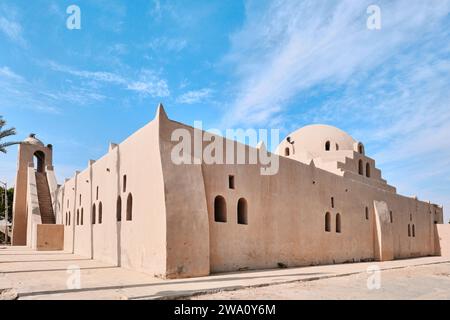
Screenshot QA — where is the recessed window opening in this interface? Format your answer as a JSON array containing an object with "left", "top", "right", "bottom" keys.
[
  {"left": 98, "top": 202, "right": 103, "bottom": 224},
  {"left": 237, "top": 198, "right": 248, "bottom": 225},
  {"left": 325, "top": 212, "right": 331, "bottom": 232},
  {"left": 358, "top": 143, "right": 365, "bottom": 154},
  {"left": 214, "top": 196, "right": 227, "bottom": 223},
  {"left": 126, "top": 193, "right": 133, "bottom": 221},
  {"left": 117, "top": 196, "right": 122, "bottom": 222},
  {"left": 229, "top": 175, "right": 235, "bottom": 189},
  {"left": 336, "top": 213, "right": 341, "bottom": 233},
  {"left": 92, "top": 204, "right": 96, "bottom": 225}
]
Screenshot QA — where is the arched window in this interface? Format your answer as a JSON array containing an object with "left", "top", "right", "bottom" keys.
[
  {"left": 68, "top": 212, "right": 71, "bottom": 226},
  {"left": 214, "top": 196, "right": 227, "bottom": 223},
  {"left": 408, "top": 224, "right": 411, "bottom": 237},
  {"left": 358, "top": 143, "right": 365, "bottom": 154},
  {"left": 366, "top": 163, "right": 371, "bottom": 178},
  {"left": 358, "top": 159, "right": 364, "bottom": 175},
  {"left": 126, "top": 193, "right": 133, "bottom": 221},
  {"left": 33, "top": 151, "right": 45, "bottom": 173},
  {"left": 285, "top": 147, "right": 290, "bottom": 156},
  {"left": 412, "top": 225, "right": 415, "bottom": 237},
  {"left": 335, "top": 143, "right": 339, "bottom": 151},
  {"left": 336, "top": 213, "right": 341, "bottom": 233},
  {"left": 92, "top": 204, "right": 96, "bottom": 225},
  {"left": 325, "top": 212, "right": 331, "bottom": 232},
  {"left": 98, "top": 202, "right": 103, "bottom": 224},
  {"left": 76, "top": 209, "right": 79, "bottom": 225},
  {"left": 96, "top": 186, "right": 99, "bottom": 200},
  {"left": 123, "top": 175, "right": 127, "bottom": 193},
  {"left": 325, "top": 141, "right": 331, "bottom": 151},
  {"left": 117, "top": 196, "right": 122, "bottom": 222},
  {"left": 390, "top": 211, "right": 393, "bottom": 223},
  {"left": 365, "top": 207, "right": 369, "bottom": 220},
  {"left": 81, "top": 208, "right": 84, "bottom": 225},
  {"left": 237, "top": 198, "right": 248, "bottom": 225},
  {"left": 331, "top": 197, "right": 335, "bottom": 208}
]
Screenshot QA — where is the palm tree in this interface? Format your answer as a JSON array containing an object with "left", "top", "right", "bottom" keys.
[{"left": 0, "top": 116, "right": 19, "bottom": 153}]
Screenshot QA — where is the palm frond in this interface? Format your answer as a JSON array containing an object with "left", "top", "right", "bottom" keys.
[
  {"left": 0, "top": 127, "right": 16, "bottom": 139},
  {"left": 0, "top": 116, "right": 18, "bottom": 154},
  {"left": 0, "top": 141, "right": 20, "bottom": 149}
]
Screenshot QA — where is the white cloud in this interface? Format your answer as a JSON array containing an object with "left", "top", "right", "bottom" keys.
[
  {"left": 176, "top": 88, "right": 213, "bottom": 104},
  {"left": 0, "top": 16, "right": 26, "bottom": 47},
  {"left": 48, "top": 62, "right": 126, "bottom": 85},
  {"left": 222, "top": 0, "right": 450, "bottom": 127},
  {"left": 146, "top": 37, "right": 188, "bottom": 52},
  {"left": 0, "top": 66, "right": 23, "bottom": 81},
  {"left": 126, "top": 70, "right": 170, "bottom": 98},
  {"left": 127, "top": 80, "right": 170, "bottom": 98},
  {"left": 48, "top": 62, "right": 170, "bottom": 98}
]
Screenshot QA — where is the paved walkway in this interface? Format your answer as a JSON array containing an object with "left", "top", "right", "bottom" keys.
[{"left": 0, "top": 246, "right": 449, "bottom": 300}]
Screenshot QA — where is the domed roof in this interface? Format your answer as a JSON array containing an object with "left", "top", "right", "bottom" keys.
[
  {"left": 23, "top": 134, "right": 44, "bottom": 147},
  {"left": 279, "top": 124, "right": 357, "bottom": 158}
]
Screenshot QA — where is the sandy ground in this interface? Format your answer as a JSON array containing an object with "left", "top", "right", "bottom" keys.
[
  {"left": 191, "top": 262, "right": 450, "bottom": 300},
  {"left": 1, "top": 246, "right": 449, "bottom": 300}
]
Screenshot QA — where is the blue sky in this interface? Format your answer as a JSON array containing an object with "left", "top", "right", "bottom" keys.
[{"left": 0, "top": 0, "right": 449, "bottom": 221}]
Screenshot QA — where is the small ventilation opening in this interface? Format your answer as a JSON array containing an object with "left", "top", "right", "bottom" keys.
[
  {"left": 285, "top": 147, "right": 290, "bottom": 156},
  {"left": 229, "top": 175, "right": 235, "bottom": 189}
]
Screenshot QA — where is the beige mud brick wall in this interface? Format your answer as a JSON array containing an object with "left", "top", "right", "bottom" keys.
[{"left": 36, "top": 224, "right": 64, "bottom": 251}]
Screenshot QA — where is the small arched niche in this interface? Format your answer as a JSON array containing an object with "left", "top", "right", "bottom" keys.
[
  {"left": 336, "top": 213, "right": 342, "bottom": 233},
  {"left": 366, "top": 163, "right": 371, "bottom": 178},
  {"left": 325, "top": 212, "right": 331, "bottom": 232},
  {"left": 358, "top": 143, "right": 365, "bottom": 155},
  {"left": 237, "top": 198, "right": 248, "bottom": 225},
  {"left": 358, "top": 159, "right": 364, "bottom": 175},
  {"left": 214, "top": 196, "right": 227, "bottom": 223}
]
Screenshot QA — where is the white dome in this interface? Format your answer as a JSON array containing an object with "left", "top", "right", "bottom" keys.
[
  {"left": 278, "top": 124, "right": 357, "bottom": 158},
  {"left": 23, "top": 134, "right": 44, "bottom": 147}
]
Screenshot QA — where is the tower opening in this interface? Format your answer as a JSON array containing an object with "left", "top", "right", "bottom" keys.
[{"left": 33, "top": 151, "right": 45, "bottom": 173}]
